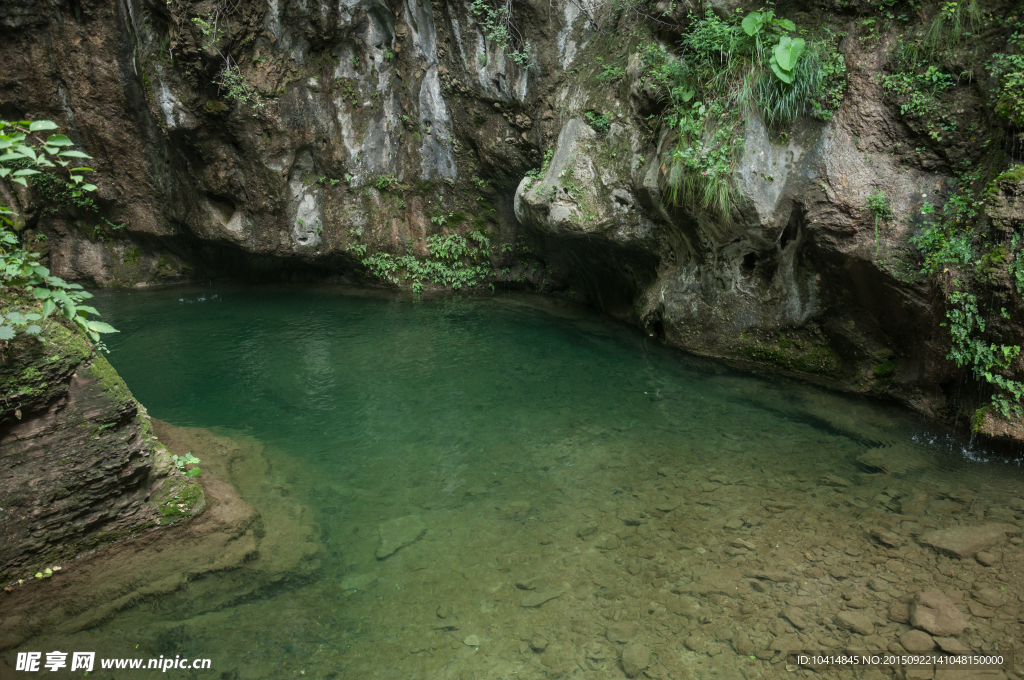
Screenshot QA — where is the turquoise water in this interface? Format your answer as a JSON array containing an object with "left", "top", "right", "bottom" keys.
[{"left": 15, "top": 286, "right": 1024, "bottom": 679}]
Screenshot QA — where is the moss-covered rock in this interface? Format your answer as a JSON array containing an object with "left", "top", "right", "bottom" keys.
[{"left": 0, "top": 296, "right": 196, "bottom": 583}]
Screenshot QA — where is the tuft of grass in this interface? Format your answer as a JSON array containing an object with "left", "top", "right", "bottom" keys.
[
  {"left": 642, "top": 10, "right": 845, "bottom": 219},
  {"left": 923, "top": 0, "right": 982, "bottom": 57}
]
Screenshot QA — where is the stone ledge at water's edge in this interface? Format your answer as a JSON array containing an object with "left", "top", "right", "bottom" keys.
[
  {"left": 3, "top": 0, "right": 1024, "bottom": 439},
  {"left": 0, "top": 421, "right": 321, "bottom": 657},
  {"left": 0, "top": 297, "right": 205, "bottom": 585}
]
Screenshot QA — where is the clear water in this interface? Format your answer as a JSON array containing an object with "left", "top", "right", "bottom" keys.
[{"left": 14, "top": 286, "right": 1024, "bottom": 679}]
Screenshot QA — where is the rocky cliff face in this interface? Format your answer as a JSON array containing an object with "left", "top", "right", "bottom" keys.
[
  {"left": 0, "top": 294, "right": 202, "bottom": 583},
  {"left": 2, "top": 0, "right": 1023, "bottom": 435}
]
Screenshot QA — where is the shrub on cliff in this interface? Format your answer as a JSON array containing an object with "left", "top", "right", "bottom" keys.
[
  {"left": 0, "top": 119, "right": 117, "bottom": 347},
  {"left": 642, "top": 9, "right": 846, "bottom": 218}
]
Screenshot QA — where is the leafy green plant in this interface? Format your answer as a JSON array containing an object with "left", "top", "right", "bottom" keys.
[
  {"left": 910, "top": 179, "right": 1024, "bottom": 418},
  {"left": 361, "top": 233, "right": 494, "bottom": 290},
  {"left": 595, "top": 57, "right": 626, "bottom": 83},
  {"left": 171, "top": 452, "right": 203, "bottom": 477},
  {"left": 470, "top": 0, "right": 531, "bottom": 68},
  {"left": 584, "top": 111, "right": 611, "bottom": 134},
  {"left": 641, "top": 9, "right": 846, "bottom": 218},
  {"left": 373, "top": 174, "right": 399, "bottom": 191},
  {"left": 214, "top": 64, "right": 269, "bottom": 116},
  {"left": 988, "top": 23, "right": 1024, "bottom": 126},
  {"left": 1, "top": 119, "right": 117, "bottom": 349},
  {"left": 1, "top": 119, "right": 97, "bottom": 231}
]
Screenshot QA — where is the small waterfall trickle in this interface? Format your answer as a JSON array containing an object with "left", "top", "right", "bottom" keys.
[{"left": 1003, "top": 126, "right": 1024, "bottom": 165}]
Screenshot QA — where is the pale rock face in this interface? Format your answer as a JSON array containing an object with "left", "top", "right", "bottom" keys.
[{"left": 418, "top": 67, "right": 457, "bottom": 181}]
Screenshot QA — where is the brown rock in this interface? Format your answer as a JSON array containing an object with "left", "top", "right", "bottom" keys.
[
  {"left": 606, "top": 621, "right": 638, "bottom": 643},
  {"left": 917, "top": 524, "right": 1019, "bottom": 558},
  {"left": 783, "top": 607, "right": 810, "bottom": 629},
  {"left": 684, "top": 636, "right": 706, "bottom": 653},
  {"left": 621, "top": 643, "right": 650, "bottom": 677},
  {"left": 732, "top": 632, "right": 753, "bottom": 655},
  {"left": 521, "top": 588, "right": 564, "bottom": 607},
  {"left": 870, "top": 527, "right": 904, "bottom": 548},
  {"left": 836, "top": 610, "right": 875, "bottom": 635},
  {"left": 975, "top": 551, "right": 998, "bottom": 566},
  {"left": 934, "top": 637, "right": 970, "bottom": 654},
  {"left": 889, "top": 603, "right": 910, "bottom": 623},
  {"left": 967, "top": 601, "right": 995, "bottom": 618},
  {"left": 910, "top": 591, "right": 967, "bottom": 636},
  {"left": 868, "top": 578, "right": 888, "bottom": 592},
  {"left": 900, "top": 629, "right": 937, "bottom": 652},
  {"left": 972, "top": 587, "right": 1005, "bottom": 608}
]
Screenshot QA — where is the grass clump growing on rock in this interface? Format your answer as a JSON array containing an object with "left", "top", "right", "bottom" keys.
[{"left": 641, "top": 9, "right": 846, "bottom": 218}]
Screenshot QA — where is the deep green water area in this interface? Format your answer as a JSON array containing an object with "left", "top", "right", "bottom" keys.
[{"left": 19, "top": 286, "right": 1024, "bottom": 679}]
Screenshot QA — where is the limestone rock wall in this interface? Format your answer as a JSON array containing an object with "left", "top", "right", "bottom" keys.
[{"left": 2, "top": 0, "right": 1023, "bottom": 434}]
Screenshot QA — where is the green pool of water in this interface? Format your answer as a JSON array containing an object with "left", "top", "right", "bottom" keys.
[{"left": 19, "top": 286, "right": 1024, "bottom": 679}]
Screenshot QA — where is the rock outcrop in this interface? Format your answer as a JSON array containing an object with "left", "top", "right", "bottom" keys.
[
  {"left": 2, "top": 0, "right": 1023, "bottom": 436},
  {"left": 0, "top": 295, "right": 198, "bottom": 582}
]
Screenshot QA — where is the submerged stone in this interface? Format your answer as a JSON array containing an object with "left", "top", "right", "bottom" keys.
[
  {"left": 917, "top": 524, "right": 1019, "bottom": 558},
  {"left": 910, "top": 591, "right": 966, "bottom": 636},
  {"left": 521, "top": 588, "right": 564, "bottom": 607},
  {"left": 376, "top": 515, "right": 427, "bottom": 559}
]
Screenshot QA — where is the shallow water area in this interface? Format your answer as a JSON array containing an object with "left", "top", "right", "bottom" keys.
[{"left": 15, "top": 285, "right": 1024, "bottom": 679}]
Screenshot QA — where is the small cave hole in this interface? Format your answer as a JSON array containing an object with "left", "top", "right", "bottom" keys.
[{"left": 741, "top": 252, "right": 758, "bottom": 272}]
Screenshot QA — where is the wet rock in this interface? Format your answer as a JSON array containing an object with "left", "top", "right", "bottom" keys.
[
  {"left": 684, "top": 636, "right": 706, "bottom": 652},
  {"left": 655, "top": 501, "right": 678, "bottom": 513},
  {"left": 743, "top": 569, "right": 793, "bottom": 582},
  {"left": 577, "top": 525, "right": 598, "bottom": 538},
  {"left": 516, "top": 576, "right": 549, "bottom": 590},
  {"left": 910, "top": 591, "right": 967, "bottom": 636},
  {"left": 621, "top": 643, "right": 650, "bottom": 677},
  {"left": 602, "top": 536, "right": 621, "bottom": 550},
  {"left": 975, "top": 551, "right": 998, "bottom": 566},
  {"left": 836, "top": 610, "right": 875, "bottom": 635},
  {"left": 724, "top": 518, "right": 745, "bottom": 530},
  {"left": 521, "top": 588, "right": 564, "bottom": 607},
  {"left": 667, "top": 596, "right": 700, "bottom": 616},
  {"left": 500, "top": 501, "right": 531, "bottom": 520},
  {"left": 607, "top": 621, "right": 638, "bottom": 643},
  {"left": 530, "top": 635, "right": 548, "bottom": 652},
  {"left": 463, "top": 635, "right": 480, "bottom": 646},
  {"left": 870, "top": 527, "right": 904, "bottom": 548},
  {"left": 973, "top": 587, "right": 1006, "bottom": 608},
  {"left": 917, "top": 524, "right": 1019, "bottom": 558},
  {"left": 732, "top": 632, "right": 754, "bottom": 655},
  {"left": 847, "top": 596, "right": 871, "bottom": 609},
  {"left": 821, "top": 475, "right": 852, "bottom": 487},
  {"left": 437, "top": 603, "right": 451, "bottom": 619},
  {"left": 900, "top": 630, "right": 937, "bottom": 652},
  {"left": 340, "top": 572, "right": 377, "bottom": 591},
  {"left": 889, "top": 603, "right": 911, "bottom": 623},
  {"left": 787, "top": 596, "right": 815, "bottom": 607},
  {"left": 731, "top": 538, "right": 756, "bottom": 550},
  {"left": 934, "top": 637, "right": 970, "bottom": 654},
  {"left": 376, "top": 515, "right": 427, "bottom": 559},
  {"left": 783, "top": 607, "right": 810, "bottom": 630},
  {"left": 868, "top": 578, "right": 888, "bottom": 592},
  {"left": 967, "top": 601, "right": 995, "bottom": 618}
]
